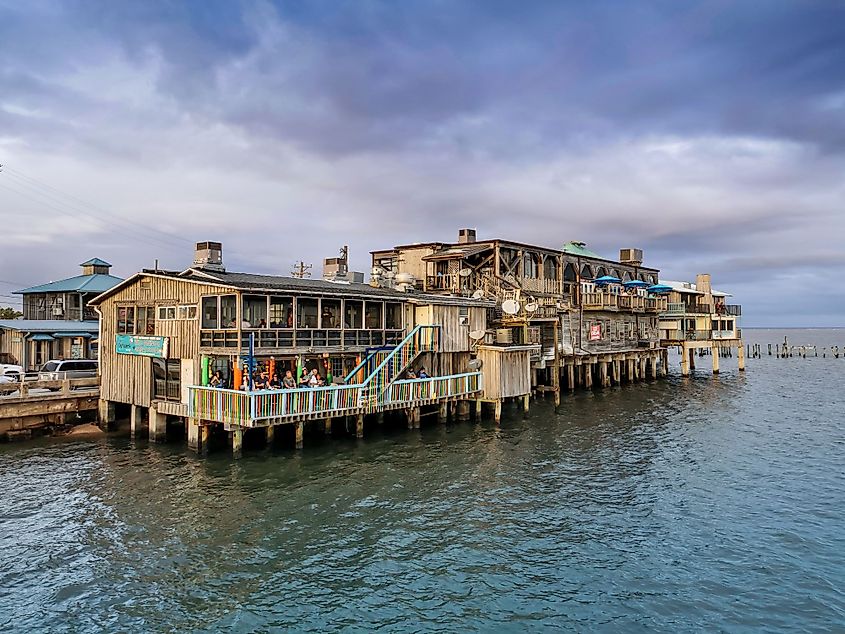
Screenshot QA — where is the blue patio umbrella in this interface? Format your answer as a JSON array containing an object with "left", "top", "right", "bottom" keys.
[
  {"left": 647, "top": 284, "right": 673, "bottom": 294},
  {"left": 594, "top": 275, "right": 622, "bottom": 284},
  {"left": 623, "top": 280, "right": 650, "bottom": 288}
]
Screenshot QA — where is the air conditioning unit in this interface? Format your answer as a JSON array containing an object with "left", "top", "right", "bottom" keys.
[{"left": 496, "top": 328, "right": 513, "bottom": 344}]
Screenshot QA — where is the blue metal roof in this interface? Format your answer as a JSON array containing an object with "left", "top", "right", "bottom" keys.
[
  {"left": 15, "top": 273, "right": 123, "bottom": 295},
  {"left": 80, "top": 258, "right": 111, "bottom": 267},
  {"left": 0, "top": 320, "right": 99, "bottom": 334}
]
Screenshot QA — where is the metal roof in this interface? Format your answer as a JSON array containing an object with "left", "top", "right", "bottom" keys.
[
  {"left": 16, "top": 273, "right": 123, "bottom": 295},
  {"left": 659, "top": 279, "right": 732, "bottom": 297},
  {"left": 561, "top": 241, "right": 604, "bottom": 259},
  {"left": 421, "top": 243, "right": 494, "bottom": 261},
  {"left": 91, "top": 269, "right": 492, "bottom": 307},
  {"left": 0, "top": 320, "right": 99, "bottom": 333},
  {"left": 80, "top": 258, "right": 112, "bottom": 267}
]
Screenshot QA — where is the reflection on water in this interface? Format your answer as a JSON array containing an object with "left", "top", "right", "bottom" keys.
[{"left": 1, "top": 329, "right": 843, "bottom": 631}]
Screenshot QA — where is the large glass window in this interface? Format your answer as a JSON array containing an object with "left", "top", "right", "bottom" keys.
[
  {"left": 220, "top": 295, "right": 237, "bottom": 328},
  {"left": 297, "top": 298, "right": 319, "bottom": 328},
  {"left": 152, "top": 358, "right": 181, "bottom": 401},
  {"left": 365, "top": 301, "right": 383, "bottom": 329},
  {"left": 269, "top": 296, "right": 293, "bottom": 328},
  {"left": 202, "top": 296, "right": 219, "bottom": 329},
  {"left": 320, "top": 299, "right": 341, "bottom": 328},
  {"left": 117, "top": 307, "right": 135, "bottom": 334},
  {"left": 385, "top": 302, "right": 403, "bottom": 329},
  {"left": 345, "top": 300, "right": 363, "bottom": 329},
  {"left": 242, "top": 295, "right": 268, "bottom": 328},
  {"left": 580, "top": 264, "right": 593, "bottom": 279},
  {"left": 137, "top": 306, "right": 155, "bottom": 335}
]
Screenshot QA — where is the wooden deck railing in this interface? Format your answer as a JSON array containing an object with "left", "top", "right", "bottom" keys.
[
  {"left": 385, "top": 372, "right": 482, "bottom": 404},
  {"left": 188, "top": 371, "right": 482, "bottom": 427}
]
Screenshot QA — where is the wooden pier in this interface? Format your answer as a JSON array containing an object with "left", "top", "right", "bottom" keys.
[{"left": 0, "top": 378, "right": 99, "bottom": 440}]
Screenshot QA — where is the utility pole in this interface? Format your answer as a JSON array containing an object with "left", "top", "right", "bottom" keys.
[{"left": 291, "top": 261, "right": 312, "bottom": 279}]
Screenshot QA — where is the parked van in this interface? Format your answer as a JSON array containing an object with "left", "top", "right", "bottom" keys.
[{"left": 38, "top": 360, "right": 98, "bottom": 381}]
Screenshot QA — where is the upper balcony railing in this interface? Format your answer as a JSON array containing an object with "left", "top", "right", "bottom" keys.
[
  {"left": 663, "top": 303, "right": 712, "bottom": 315},
  {"left": 199, "top": 328, "right": 405, "bottom": 350}
]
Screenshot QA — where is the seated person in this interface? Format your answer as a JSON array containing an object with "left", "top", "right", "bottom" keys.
[
  {"left": 258, "top": 318, "right": 267, "bottom": 328},
  {"left": 283, "top": 370, "right": 297, "bottom": 389},
  {"left": 299, "top": 372, "right": 312, "bottom": 388},
  {"left": 315, "top": 373, "right": 326, "bottom": 387},
  {"left": 418, "top": 367, "right": 430, "bottom": 379},
  {"left": 406, "top": 368, "right": 417, "bottom": 379},
  {"left": 209, "top": 370, "right": 223, "bottom": 388},
  {"left": 307, "top": 368, "right": 320, "bottom": 387}
]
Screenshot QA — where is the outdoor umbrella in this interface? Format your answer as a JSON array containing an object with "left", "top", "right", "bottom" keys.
[
  {"left": 594, "top": 275, "right": 622, "bottom": 284},
  {"left": 623, "top": 280, "right": 650, "bottom": 288},
  {"left": 647, "top": 284, "right": 673, "bottom": 294}
]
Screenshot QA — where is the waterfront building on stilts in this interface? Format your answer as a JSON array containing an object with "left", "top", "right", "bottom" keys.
[
  {"left": 88, "top": 242, "right": 523, "bottom": 455},
  {"left": 657, "top": 275, "right": 744, "bottom": 375},
  {"left": 371, "top": 229, "right": 669, "bottom": 409}
]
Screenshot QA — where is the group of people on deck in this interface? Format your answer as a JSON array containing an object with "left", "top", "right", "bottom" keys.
[{"left": 208, "top": 363, "right": 434, "bottom": 391}]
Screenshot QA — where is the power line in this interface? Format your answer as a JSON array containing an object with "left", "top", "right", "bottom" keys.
[
  {"left": 1, "top": 166, "right": 193, "bottom": 248},
  {"left": 0, "top": 173, "right": 189, "bottom": 252}
]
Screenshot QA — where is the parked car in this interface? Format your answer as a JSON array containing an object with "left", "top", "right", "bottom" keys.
[
  {"left": 0, "top": 364, "right": 24, "bottom": 384},
  {"left": 38, "top": 360, "right": 99, "bottom": 381}
]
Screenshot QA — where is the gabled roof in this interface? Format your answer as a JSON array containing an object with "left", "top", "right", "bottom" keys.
[
  {"left": 16, "top": 273, "right": 124, "bottom": 295},
  {"left": 0, "top": 320, "right": 99, "bottom": 333},
  {"left": 561, "top": 241, "right": 604, "bottom": 259},
  {"left": 81, "top": 258, "right": 111, "bottom": 267},
  {"left": 422, "top": 243, "right": 494, "bottom": 261}
]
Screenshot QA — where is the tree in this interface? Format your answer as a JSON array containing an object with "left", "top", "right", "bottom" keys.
[{"left": 0, "top": 307, "right": 23, "bottom": 319}]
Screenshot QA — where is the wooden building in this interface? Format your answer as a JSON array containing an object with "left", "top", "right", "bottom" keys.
[
  {"left": 658, "top": 274, "right": 744, "bottom": 375},
  {"left": 0, "top": 258, "right": 121, "bottom": 369},
  {"left": 371, "top": 229, "right": 668, "bottom": 403},
  {"left": 89, "top": 242, "right": 507, "bottom": 454}
]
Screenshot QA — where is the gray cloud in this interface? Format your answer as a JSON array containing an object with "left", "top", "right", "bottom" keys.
[{"left": 0, "top": 0, "right": 844, "bottom": 325}]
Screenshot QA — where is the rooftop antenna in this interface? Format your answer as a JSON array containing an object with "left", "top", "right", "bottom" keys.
[{"left": 291, "top": 261, "right": 313, "bottom": 279}]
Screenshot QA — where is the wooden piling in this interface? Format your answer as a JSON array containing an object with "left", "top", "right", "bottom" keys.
[
  {"left": 232, "top": 427, "right": 243, "bottom": 458},
  {"left": 356, "top": 414, "right": 364, "bottom": 439},
  {"left": 295, "top": 421, "right": 304, "bottom": 449}
]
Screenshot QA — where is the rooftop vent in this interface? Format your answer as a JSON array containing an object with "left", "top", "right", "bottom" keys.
[
  {"left": 458, "top": 228, "right": 477, "bottom": 244},
  {"left": 619, "top": 248, "right": 643, "bottom": 266},
  {"left": 194, "top": 241, "right": 224, "bottom": 272}
]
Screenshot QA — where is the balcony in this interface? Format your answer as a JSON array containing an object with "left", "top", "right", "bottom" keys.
[
  {"left": 661, "top": 329, "right": 711, "bottom": 342},
  {"left": 582, "top": 291, "right": 618, "bottom": 310},
  {"left": 199, "top": 328, "right": 406, "bottom": 351},
  {"left": 188, "top": 372, "right": 483, "bottom": 427}
]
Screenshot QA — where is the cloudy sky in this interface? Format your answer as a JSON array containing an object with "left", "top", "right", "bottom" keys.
[{"left": 1, "top": 1, "right": 843, "bottom": 326}]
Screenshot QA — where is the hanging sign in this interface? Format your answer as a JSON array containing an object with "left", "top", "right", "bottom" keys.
[
  {"left": 589, "top": 324, "right": 602, "bottom": 341},
  {"left": 116, "top": 334, "right": 169, "bottom": 358}
]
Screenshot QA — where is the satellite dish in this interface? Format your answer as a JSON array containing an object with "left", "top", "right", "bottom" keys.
[
  {"left": 468, "top": 358, "right": 483, "bottom": 371},
  {"left": 471, "top": 289, "right": 485, "bottom": 299},
  {"left": 525, "top": 302, "right": 538, "bottom": 313},
  {"left": 459, "top": 268, "right": 473, "bottom": 277},
  {"left": 469, "top": 329, "right": 486, "bottom": 340},
  {"left": 502, "top": 299, "right": 520, "bottom": 315}
]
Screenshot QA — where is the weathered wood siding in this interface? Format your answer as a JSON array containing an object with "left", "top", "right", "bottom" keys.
[
  {"left": 97, "top": 275, "right": 233, "bottom": 407},
  {"left": 477, "top": 346, "right": 532, "bottom": 400}
]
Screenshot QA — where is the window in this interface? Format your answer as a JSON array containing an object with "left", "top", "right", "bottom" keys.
[
  {"left": 345, "top": 300, "right": 363, "bottom": 329},
  {"left": 523, "top": 252, "right": 539, "bottom": 279},
  {"left": 117, "top": 307, "right": 135, "bottom": 334},
  {"left": 297, "top": 298, "right": 319, "bottom": 328},
  {"left": 544, "top": 256, "right": 559, "bottom": 280},
  {"left": 580, "top": 264, "right": 593, "bottom": 279},
  {"left": 202, "top": 296, "right": 219, "bottom": 329},
  {"left": 220, "top": 295, "right": 237, "bottom": 328},
  {"left": 269, "top": 296, "right": 293, "bottom": 328},
  {"left": 137, "top": 306, "right": 155, "bottom": 335},
  {"left": 178, "top": 305, "right": 198, "bottom": 320},
  {"left": 595, "top": 267, "right": 607, "bottom": 278},
  {"left": 365, "top": 302, "right": 383, "bottom": 329},
  {"left": 385, "top": 302, "right": 403, "bottom": 329},
  {"left": 157, "top": 306, "right": 176, "bottom": 320},
  {"left": 320, "top": 299, "right": 341, "bottom": 328},
  {"left": 152, "top": 358, "right": 181, "bottom": 401},
  {"left": 242, "top": 295, "right": 268, "bottom": 328}
]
